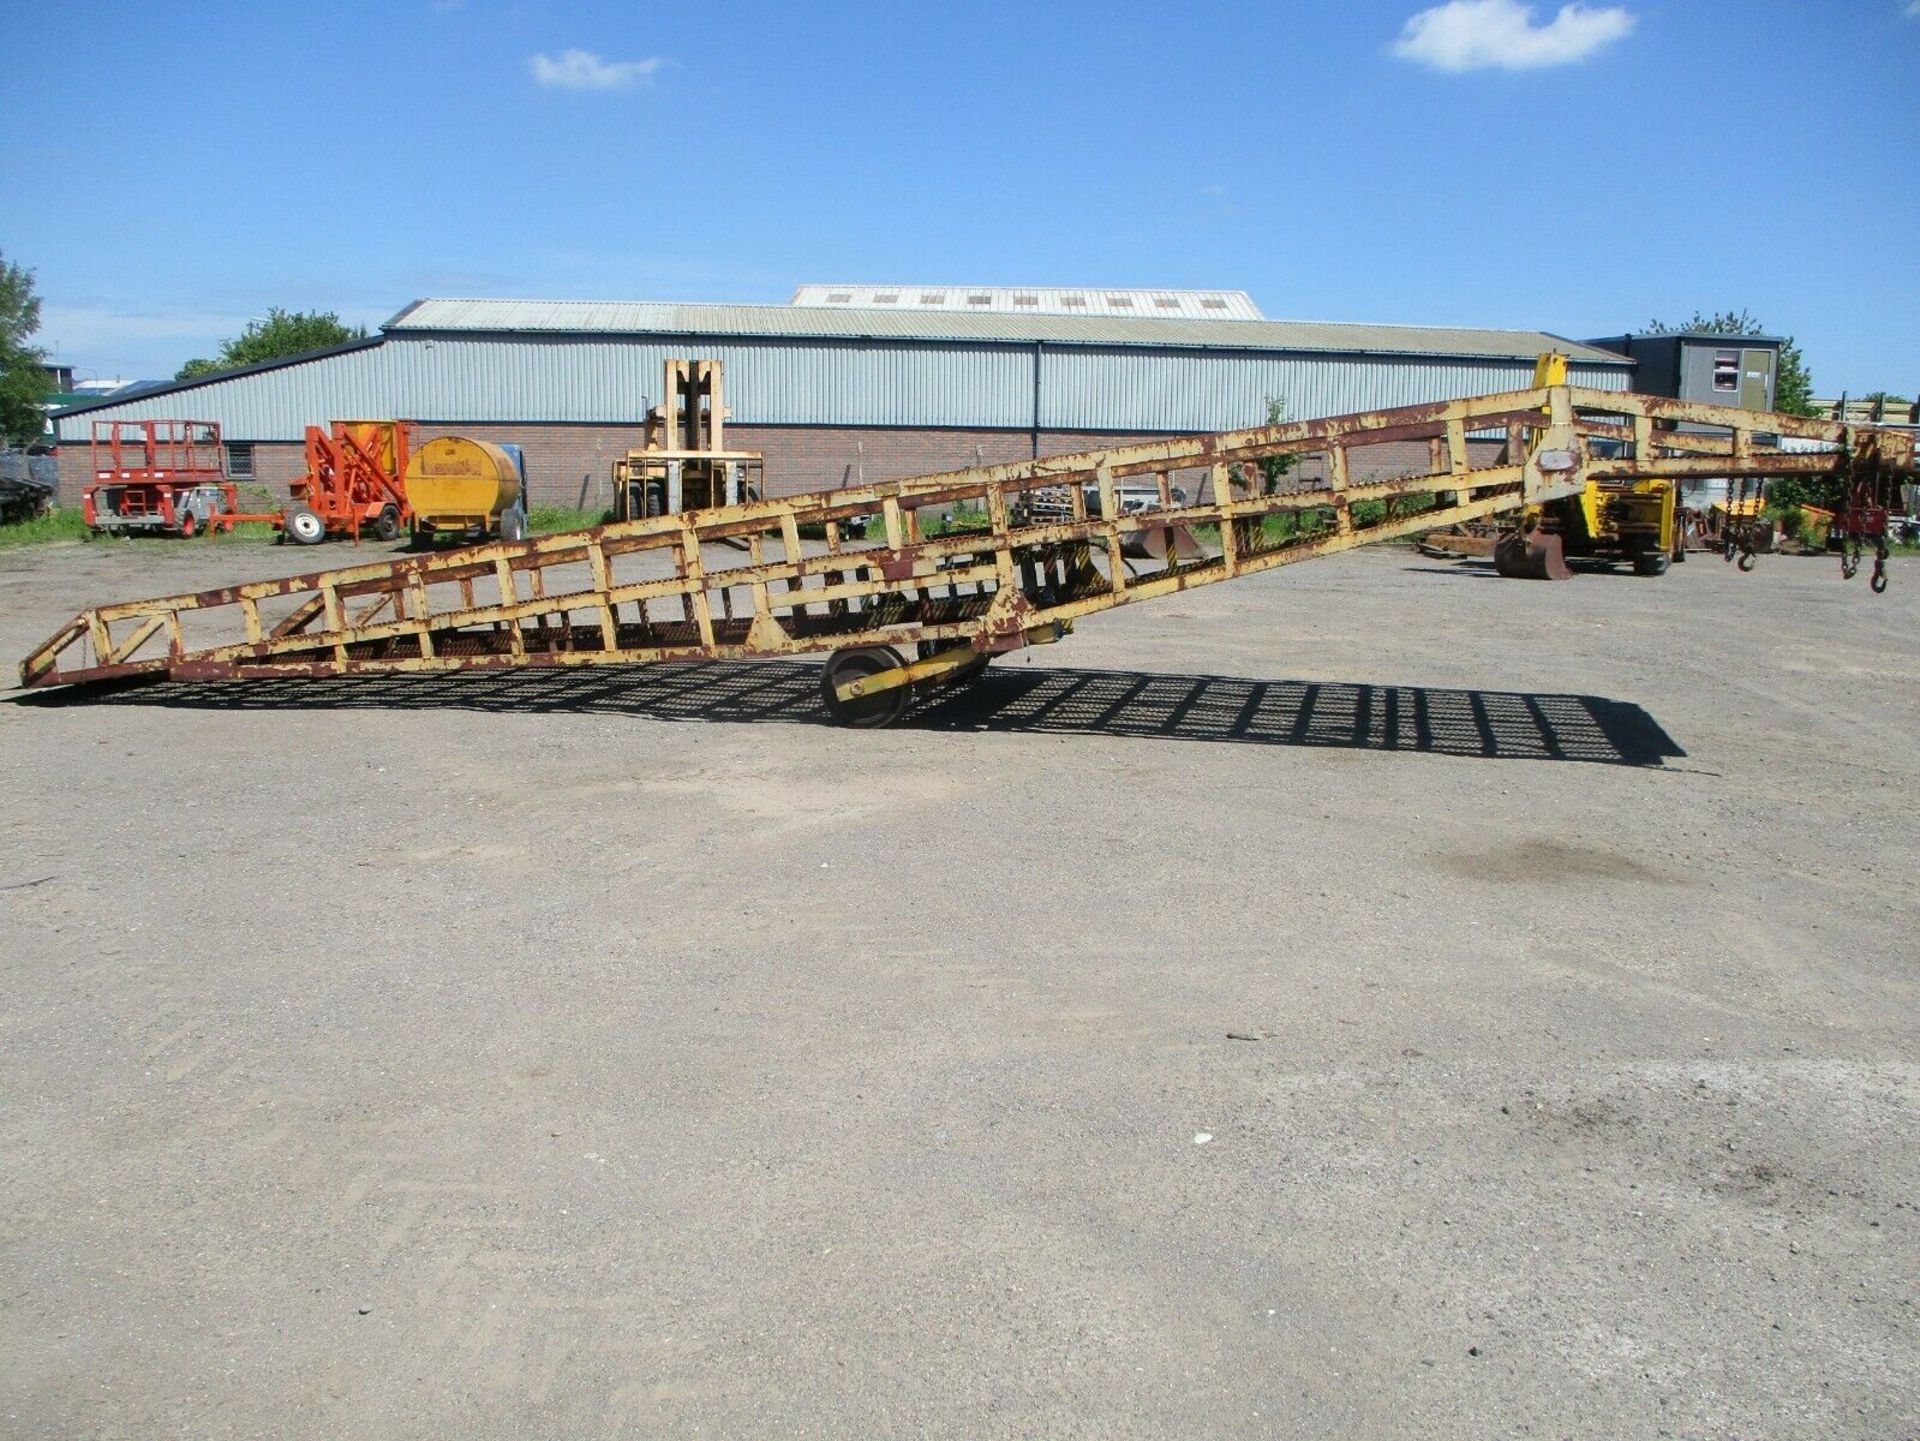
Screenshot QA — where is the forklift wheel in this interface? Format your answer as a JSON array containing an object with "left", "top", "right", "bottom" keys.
[
  {"left": 285, "top": 507, "right": 327, "bottom": 545},
  {"left": 1632, "top": 552, "right": 1671, "bottom": 577}
]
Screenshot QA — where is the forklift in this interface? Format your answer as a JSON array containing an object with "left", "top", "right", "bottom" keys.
[
  {"left": 610, "top": 360, "right": 765, "bottom": 521},
  {"left": 1494, "top": 355, "right": 1684, "bottom": 579}
]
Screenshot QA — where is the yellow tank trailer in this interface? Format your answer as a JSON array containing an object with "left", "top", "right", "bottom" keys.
[{"left": 404, "top": 437, "right": 528, "bottom": 546}]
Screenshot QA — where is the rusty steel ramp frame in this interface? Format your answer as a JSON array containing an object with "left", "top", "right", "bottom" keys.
[{"left": 18, "top": 386, "right": 1916, "bottom": 720}]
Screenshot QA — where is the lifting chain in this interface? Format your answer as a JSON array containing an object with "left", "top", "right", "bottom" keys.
[
  {"left": 1833, "top": 446, "right": 1894, "bottom": 595},
  {"left": 1724, "top": 477, "right": 1760, "bottom": 573}
]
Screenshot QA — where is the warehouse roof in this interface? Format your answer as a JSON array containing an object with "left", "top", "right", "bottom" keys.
[
  {"left": 383, "top": 298, "right": 1629, "bottom": 364},
  {"left": 790, "top": 285, "right": 1263, "bottom": 320}
]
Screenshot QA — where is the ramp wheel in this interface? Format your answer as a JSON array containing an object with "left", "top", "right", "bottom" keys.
[
  {"left": 285, "top": 507, "right": 326, "bottom": 545},
  {"left": 821, "top": 646, "right": 910, "bottom": 729}
]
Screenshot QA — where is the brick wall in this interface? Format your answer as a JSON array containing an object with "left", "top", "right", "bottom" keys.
[
  {"left": 52, "top": 425, "right": 1504, "bottom": 510},
  {"left": 438, "top": 424, "right": 1188, "bottom": 509}
]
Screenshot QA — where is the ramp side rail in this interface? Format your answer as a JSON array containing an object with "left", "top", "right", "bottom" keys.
[{"left": 19, "top": 386, "right": 1915, "bottom": 715}]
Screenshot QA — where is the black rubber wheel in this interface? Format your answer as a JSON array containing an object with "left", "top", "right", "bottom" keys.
[
  {"left": 1632, "top": 551, "right": 1670, "bottom": 577},
  {"left": 820, "top": 646, "right": 910, "bottom": 728},
  {"left": 176, "top": 509, "right": 198, "bottom": 538},
  {"left": 284, "top": 506, "right": 326, "bottom": 545},
  {"left": 372, "top": 505, "right": 400, "bottom": 542},
  {"left": 499, "top": 507, "right": 527, "bottom": 542}
]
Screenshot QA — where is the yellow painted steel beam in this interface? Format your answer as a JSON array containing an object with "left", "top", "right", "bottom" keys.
[{"left": 19, "top": 386, "right": 1914, "bottom": 695}]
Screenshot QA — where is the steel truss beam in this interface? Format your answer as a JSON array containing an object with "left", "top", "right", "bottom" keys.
[{"left": 20, "top": 386, "right": 1915, "bottom": 702}]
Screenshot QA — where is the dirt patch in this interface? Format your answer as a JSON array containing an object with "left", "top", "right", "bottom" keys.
[{"left": 1430, "top": 838, "right": 1688, "bottom": 886}]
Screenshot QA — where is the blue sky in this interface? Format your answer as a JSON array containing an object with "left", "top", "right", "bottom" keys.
[{"left": 4, "top": 0, "right": 1916, "bottom": 393}]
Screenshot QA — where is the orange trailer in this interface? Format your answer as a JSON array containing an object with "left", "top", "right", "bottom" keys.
[{"left": 276, "top": 421, "right": 415, "bottom": 544}]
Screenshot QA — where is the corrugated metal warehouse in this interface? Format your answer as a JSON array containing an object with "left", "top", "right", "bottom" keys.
[{"left": 52, "top": 287, "right": 1633, "bottom": 506}]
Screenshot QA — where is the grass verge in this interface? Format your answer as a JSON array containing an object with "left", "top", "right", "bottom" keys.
[
  {"left": 0, "top": 509, "right": 290, "bottom": 549},
  {"left": 0, "top": 507, "right": 90, "bottom": 547},
  {"left": 528, "top": 505, "right": 612, "bottom": 535}
]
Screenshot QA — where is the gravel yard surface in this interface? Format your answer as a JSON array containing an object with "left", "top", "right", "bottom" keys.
[{"left": 3, "top": 536, "right": 1915, "bottom": 1438}]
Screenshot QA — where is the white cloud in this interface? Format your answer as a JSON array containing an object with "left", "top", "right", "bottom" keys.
[
  {"left": 1393, "top": 0, "right": 1635, "bottom": 71},
  {"left": 527, "top": 49, "right": 662, "bottom": 91},
  {"left": 1907, "top": 1, "right": 1920, "bottom": 17}
]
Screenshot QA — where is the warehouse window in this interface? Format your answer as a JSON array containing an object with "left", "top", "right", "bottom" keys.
[
  {"left": 874, "top": 292, "right": 898, "bottom": 303},
  {"left": 226, "top": 442, "right": 255, "bottom": 479},
  {"left": 1013, "top": 293, "right": 1038, "bottom": 306},
  {"left": 826, "top": 292, "right": 852, "bottom": 303},
  {"left": 920, "top": 293, "right": 946, "bottom": 305},
  {"left": 967, "top": 293, "right": 992, "bottom": 305},
  {"left": 1154, "top": 297, "right": 1180, "bottom": 309},
  {"left": 1201, "top": 298, "right": 1228, "bottom": 311},
  {"left": 1061, "top": 295, "right": 1086, "bottom": 308},
  {"left": 1713, "top": 350, "right": 1739, "bottom": 391},
  {"left": 1108, "top": 296, "right": 1134, "bottom": 308}
]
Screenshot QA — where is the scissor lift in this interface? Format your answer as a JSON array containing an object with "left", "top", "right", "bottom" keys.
[
  {"left": 82, "top": 420, "right": 235, "bottom": 537},
  {"left": 20, "top": 383, "right": 1914, "bottom": 725}
]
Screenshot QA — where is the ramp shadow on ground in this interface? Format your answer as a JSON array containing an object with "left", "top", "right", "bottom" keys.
[{"left": 15, "top": 662, "right": 1685, "bottom": 767}]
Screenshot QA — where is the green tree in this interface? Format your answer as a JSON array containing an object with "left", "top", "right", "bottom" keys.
[
  {"left": 1228, "top": 396, "right": 1301, "bottom": 499},
  {"left": 1255, "top": 395, "right": 1299, "bottom": 495},
  {"left": 0, "top": 251, "right": 54, "bottom": 446},
  {"left": 175, "top": 307, "right": 366, "bottom": 381},
  {"left": 1644, "top": 309, "right": 1816, "bottom": 417}
]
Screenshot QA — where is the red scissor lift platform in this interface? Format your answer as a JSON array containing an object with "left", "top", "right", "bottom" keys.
[{"left": 82, "top": 420, "right": 237, "bottom": 537}]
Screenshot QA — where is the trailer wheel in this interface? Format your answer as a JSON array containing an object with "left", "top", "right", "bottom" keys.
[
  {"left": 1632, "top": 551, "right": 1670, "bottom": 577},
  {"left": 177, "top": 509, "right": 199, "bottom": 539},
  {"left": 372, "top": 505, "right": 400, "bottom": 542},
  {"left": 820, "top": 646, "right": 911, "bottom": 729},
  {"left": 285, "top": 507, "right": 327, "bottom": 545},
  {"left": 499, "top": 507, "right": 527, "bottom": 542}
]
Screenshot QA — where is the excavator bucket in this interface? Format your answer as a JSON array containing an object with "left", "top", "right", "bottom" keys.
[{"left": 1494, "top": 528, "right": 1574, "bottom": 580}]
